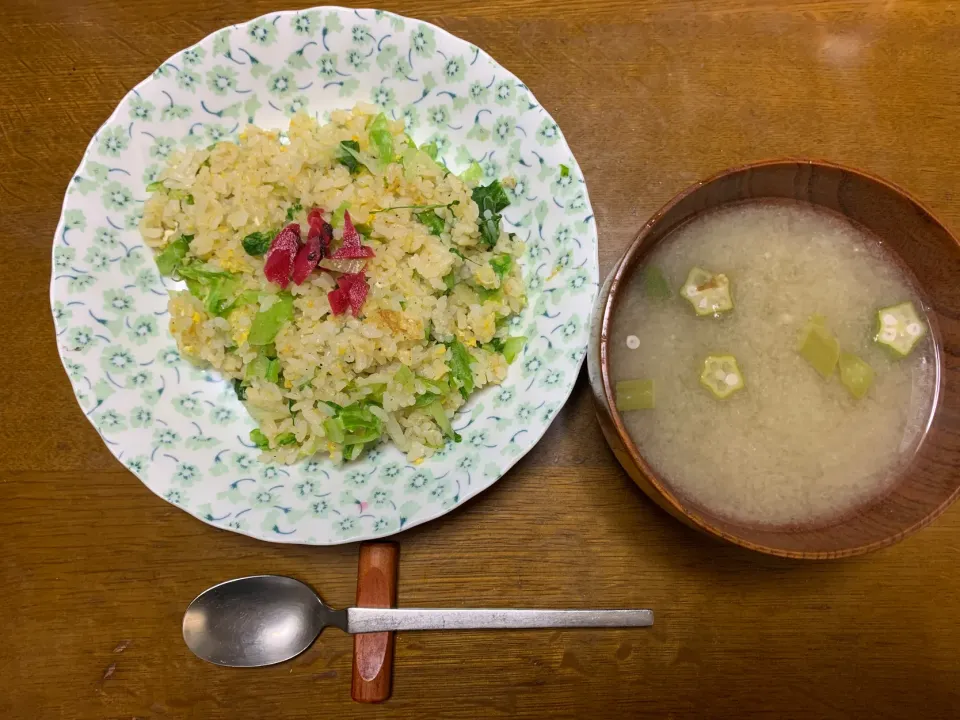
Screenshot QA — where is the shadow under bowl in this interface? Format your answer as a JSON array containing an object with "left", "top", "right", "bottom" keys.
[{"left": 588, "top": 159, "right": 960, "bottom": 559}]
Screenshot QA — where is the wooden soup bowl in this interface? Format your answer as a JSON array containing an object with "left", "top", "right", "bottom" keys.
[{"left": 587, "top": 160, "right": 960, "bottom": 558}]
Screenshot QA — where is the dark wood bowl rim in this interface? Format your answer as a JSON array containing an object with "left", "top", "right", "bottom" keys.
[{"left": 598, "top": 158, "right": 960, "bottom": 559}]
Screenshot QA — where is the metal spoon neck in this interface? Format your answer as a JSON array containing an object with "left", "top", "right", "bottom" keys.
[{"left": 320, "top": 604, "right": 349, "bottom": 633}]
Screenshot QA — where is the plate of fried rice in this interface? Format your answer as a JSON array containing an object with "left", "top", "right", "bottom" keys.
[{"left": 51, "top": 7, "right": 598, "bottom": 544}]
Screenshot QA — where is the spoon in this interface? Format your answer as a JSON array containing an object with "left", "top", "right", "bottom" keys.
[{"left": 183, "top": 575, "right": 654, "bottom": 667}]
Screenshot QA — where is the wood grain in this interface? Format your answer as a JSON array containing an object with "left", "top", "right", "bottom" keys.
[
  {"left": 4, "top": 1, "right": 960, "bottom": 718},
  {"left": 352, "top": 542, "right": 400, "bottom": 703}
]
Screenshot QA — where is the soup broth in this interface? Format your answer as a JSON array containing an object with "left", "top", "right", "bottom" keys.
[{"left": 610, "top": 200, "right": 937, "bottom": 527}]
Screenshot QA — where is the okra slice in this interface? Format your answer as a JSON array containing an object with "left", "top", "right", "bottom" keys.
[
  {"left": 680, "top": 267, "right": 733, "bottom": 317},
  {"left": 875, "top": 301, "right": 926, "bottom": 357},
  {"left": 699, "top": 355, "right": 744, "bottom": 399}
]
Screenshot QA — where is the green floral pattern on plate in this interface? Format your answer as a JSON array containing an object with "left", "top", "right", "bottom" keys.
[{"left": 51, "top": 6, "right": 598, "bottom": 545}]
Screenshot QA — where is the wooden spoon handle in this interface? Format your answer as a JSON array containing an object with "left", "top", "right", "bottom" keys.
[{"left": 351, "top": 541, "right": 399, "bottom": 703}]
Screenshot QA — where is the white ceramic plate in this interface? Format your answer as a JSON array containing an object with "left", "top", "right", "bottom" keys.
[{"left": 51, "top": 7, "right": 598, "bottom": 544}]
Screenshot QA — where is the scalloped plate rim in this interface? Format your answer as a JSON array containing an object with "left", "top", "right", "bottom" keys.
[{"left": 50, "top": 5, "right": 598, "bottom": 545}]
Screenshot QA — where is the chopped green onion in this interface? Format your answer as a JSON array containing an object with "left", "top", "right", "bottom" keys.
[
  {"left": 420, "top": 142, "right": 439, "bottom": 160},
  {"left": 275, "top": 432, "right": 297, "bottom": 446},
  {"left": 242, "top": 230, "right": 275, "bottom": 256},
  {"left": 443, "top": 272, "right": 456, "bottom": 292},
  {"left": 250, "top": 429, "right": 270, "bottom": 449},
  {"left": 615, "top": 379, "right": 655, "bottom": 410},
  {"left": 285, "top": 202, "right": 303, "bottom": 223},
  {"left": 490, "top": 254, "right": 513, "bottom": 281},
  {"left": 559, "top": 164, "right": 570, "bottom": 177}
]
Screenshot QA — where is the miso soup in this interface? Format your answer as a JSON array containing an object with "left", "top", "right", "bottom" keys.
[{"left": 610, "top": 200, "right": 937, "bottom": 527}]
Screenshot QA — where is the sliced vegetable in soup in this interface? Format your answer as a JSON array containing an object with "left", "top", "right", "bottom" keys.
[
  {"left": 839, "top": 351, "right": 875, "bottom": 400},
  {"left": 616, "top": 379, "right": 655, "bottom": 411},
  {"left": 680, "top": 267, "right": 733, "bottom": 317},
  {"left": 699, "top": 355, "right": 744, "bottom": 399},
  {"left": 875, "top": 301, "right": 927, "bottom": 357},
  {"left": 797, "top": 315, "right": 840, "bottom": 379}
]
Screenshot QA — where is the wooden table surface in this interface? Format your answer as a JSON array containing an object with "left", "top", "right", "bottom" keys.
[{"left": 4, "top": 0, "right": 960, "bottom": 717}]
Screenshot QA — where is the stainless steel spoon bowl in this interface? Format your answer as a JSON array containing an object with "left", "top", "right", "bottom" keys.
[{"left": 183, "top": 575, "right": 654, "bottom": 667}]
